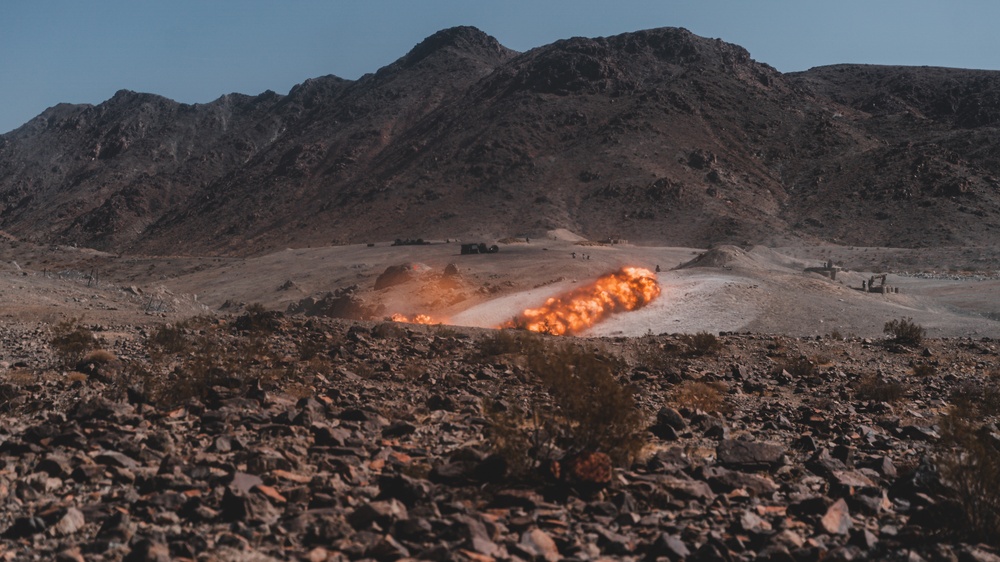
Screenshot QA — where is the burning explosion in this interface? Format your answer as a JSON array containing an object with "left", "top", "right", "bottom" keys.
[
  {"left": 390, "top": 313, "right": 437, "bottom": 325},
  {"left": 502, "top": 267, "right": 661, "bottom": 335}
]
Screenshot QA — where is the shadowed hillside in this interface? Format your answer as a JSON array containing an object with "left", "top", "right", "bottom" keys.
[{"left": 2, "top": 26, "right": 1000, "bottom": 255}]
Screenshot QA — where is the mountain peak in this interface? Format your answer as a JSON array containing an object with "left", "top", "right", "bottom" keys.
[{"left": 399, "top": 26, "right": 515, "bottom": 68}]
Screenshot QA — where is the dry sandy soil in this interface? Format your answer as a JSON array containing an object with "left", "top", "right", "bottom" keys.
[{"left": 0, "top": 230, "right": 996, "bottom": 339}]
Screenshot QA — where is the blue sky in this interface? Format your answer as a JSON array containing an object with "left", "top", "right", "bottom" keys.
[{"left": 2, "top": 0, "right": 998, "bottom": 134}]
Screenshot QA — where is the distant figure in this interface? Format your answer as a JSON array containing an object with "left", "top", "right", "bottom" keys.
[
  {"left": 572, "top": 252, "right": 577, "bottom": 259},
  {"left": 655, "top": 265, "right": 661, "bottom": 272},
  {"left": 862, "top": 280, "right": 867, "bottom": 290},
  {"left": 526, "top": 237, "right": 530, "bottom": 243}
]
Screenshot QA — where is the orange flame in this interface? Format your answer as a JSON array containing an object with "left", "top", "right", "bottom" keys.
[
  {"left": 502, "top": 267, "right": 661, "bottom": 335},
  {"left": 391, "top": 313, "right": 437, "bottom": 325}
]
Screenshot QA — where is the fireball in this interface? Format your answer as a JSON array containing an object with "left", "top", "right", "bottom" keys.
[
  {"left": 502, "top": 267, "right": 660, "bottom": 335},
  {"left": 390, "top": 313, "right": 437, "bottom": 325}
]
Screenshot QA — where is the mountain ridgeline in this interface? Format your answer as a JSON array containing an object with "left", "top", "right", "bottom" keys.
[{"left": 2, "top": 26, "right": 1000, "bottom": 255}]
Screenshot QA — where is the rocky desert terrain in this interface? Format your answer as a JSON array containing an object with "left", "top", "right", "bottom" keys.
[{"left": 0, "top": 231, "right": 994, "bottom": 561}]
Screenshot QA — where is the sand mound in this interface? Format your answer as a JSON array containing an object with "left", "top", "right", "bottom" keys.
[
  {"left": 677, "top": 245, "right": 811, "bottom": 273},
  {"left": 677, "top": 245, "right": 760, "bottom": 270},
  {"left": 547, "top": 229, "right": 587, "bottom": 242}
]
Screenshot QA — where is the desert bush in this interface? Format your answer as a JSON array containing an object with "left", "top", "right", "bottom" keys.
[
  {"left": 884, "top": 317, "right": 925, "bottom": 347},
  {"left": 936, "top": 409, "right": 1000, "bottom": 544},
  {"left": 680, "top": 332, "right": 722, "bottom": 357},
  {"left": 854, "top": 374, "right": 906, "bottom": 402},
  {"left": 234, "top": 304, "right": 282, "bottom": 335},
  {"left": 402, "top": 361, "right": 427, "bottom": 379},
  {"left": 475, "top": 329, "right": 539, "bottom": 359},
  {"left": 75, "top": 349, "right": 120, "bottom": 381},
  {"left": 486, "top": 341, "right": 646, "bottom": 477},
  {"left": 634, "top": 343, "right": 679, "bottom": 377},
  {"left": 149, "top": 323, "right": 189, "bottom": 356},
  {"left": 814, "top": 354, "right": 834, "bottom": 366},
  {"left": 780, "top": 356, "right": 816, "bottom": 378},
  {"left": 912, "top": 363, "right": 937, "bottom": 377},
  {"left": 434, "top": 325, "right": 463, "bottom": 339},
  {"left": 296, "top": 337, "right": 326, "bottom": 361},
  {"left": 949, "top": 380, "right": 1000, "bottom": 418},
  {"left": 49, "top": 318, "right": 97, "bottom": 367},
  {"left": 82, "top": 349, "right": 117, "bottom": 364},
  {"left": 485, "top": 398, "right": 539, "bottom": 477},
  {"left": 829, "top": 329, "right": 844, "bottom": 341},
  {"left": 148, "top": 315, "right": 219, "bottom": 358},
  {"left": 133, "top": 319, "right": 284, "bottom": 408},
  {"left": 526, "top": 344, "right": 644, "bottom": 463},
  {"left": 671, "top": 380, "right": 726, "bottom": 413}
]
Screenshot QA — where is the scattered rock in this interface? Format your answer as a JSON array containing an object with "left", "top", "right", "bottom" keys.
[
  {"left": 821, "top": 498, "right": 853, "bottom": 535},
  {"left": 717, "top": 439, "right": 786, "bottom": 471}
]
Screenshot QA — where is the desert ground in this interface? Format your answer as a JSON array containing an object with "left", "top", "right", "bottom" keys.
[
  {"left": 0, "top": 230, "right": 996, "bottom": 341},
  {"left": 1, "top": 233, "right": 1000, "bottom": 561}
]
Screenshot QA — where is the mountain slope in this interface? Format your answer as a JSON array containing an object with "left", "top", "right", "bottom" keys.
[{"left": 1, "top": 27, "right": 1000, "bottom": 255}]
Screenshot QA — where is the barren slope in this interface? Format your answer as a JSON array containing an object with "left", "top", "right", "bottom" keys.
[{"left": 3, "top": 28, "right": 1000, "bottom": 255}]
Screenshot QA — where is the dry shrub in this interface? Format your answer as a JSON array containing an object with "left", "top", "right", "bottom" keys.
[
  {"left": 475, "top": 329, "right": 540, "bottom": 360},
  {"left": 671, "top": 380, "right": 726, "bottom": 413},
  {"left": 884, "top": 317, "right": 925, "bottom": 347},
  {"left": 49, "top": 318, "right": 97, "bottom": 367},
  {"left": 3, "top": 369, "right": 35, "bottom": 387},
  {"left": 402, "top": 362, "right": 426, "bottom": 379},
  {"left": 77, "top": 348, "right": 122, "bottom": 382},
  {"left": 485, "top": 399, "right": 537, "bottom": 477},
  {"left": 304, "top": 356, "right": 334, "bottom": 378},
  {"left": 148, "top": 315, "right": 217, "bottom": 358},
  {"left": 486, "top": 341, "right": 646, "bottom": 478},
  {"left": 950, "top": 380, "right": 1000, "bottom": 417},
  {"left": 434, "top": 325, "right": 462, "bottom": 339},
  {"left": 813, "top": 354, "right": 833, "bottom": 367},
  {"left": 912, "top": 363, "right": 937, "bottom": 377},
  {"left": 130, "top": 320, "right": 283, "bottom": 408},
  {"left": 82, "top": 349, "right": 117, "bottom": 364},
  {"left": 296, "top": 338, "right": 326, "bottom": 361},
  {"left": 936, "top": 407, "right": 1000, "bottom": 544},
  {"left": 780, "top": 356, "right": 816, "bottom": 378},
  {"left": 855, "top": 374, "right": 906, "bottom": 402},
  {"left": 680, "top": 332, "right": 722, "bottom": 357},
  {"left": 634, "top": 340, "right": 682, "bottom": 376},
  {"left": 149, "top": 323, "right": 189, "bottom": 356},
  {"left": 526, "top": 344, "right": 644, "bottom": 463},
  {"left": 234, "top": 304, "right": 282, "bottom": 335}
]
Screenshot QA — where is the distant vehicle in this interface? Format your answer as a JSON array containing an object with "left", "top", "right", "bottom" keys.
[{"left": 460, "top": 243, "right": 499, "bottom": 255}]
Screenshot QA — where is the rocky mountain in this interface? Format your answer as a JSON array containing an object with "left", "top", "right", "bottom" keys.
[{"left": 2, "top": 26, "right": 1000, "bottom": 255}]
